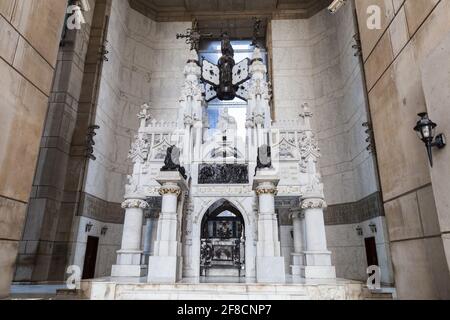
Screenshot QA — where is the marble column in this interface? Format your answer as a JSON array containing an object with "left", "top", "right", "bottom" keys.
[
  {"left": 253, "top": 170, "right": 286, "bottom": 283},
  {"left": 290, "top": 209, "right": 305, "bottom": 276},
  {"left": 300, "top": 196, "right": 336, "bottom": 279},
  {"left": 142, "top": 211, "right": 157, "bottom": 265},
  {"left": 111, "top": 197, "right": 148, "bottom": 277},
  {"left": 148, "top": 172, "right": 187, "bottom": 283}
]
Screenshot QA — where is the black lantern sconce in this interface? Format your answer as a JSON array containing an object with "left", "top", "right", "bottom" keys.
[
  {"left": 85, "top": 221, "right": 93, "bottom": 233},
  {"left": 414, "top": 113, "right": 446, "bottom": 167},
  {"left": 101, "top": 226, "right": 108, "bottom": 236},
  {"left": 356, "top": 226, "right": 363, "bottom": 237},
  {"left": 369, "top": 222, "right": 377, "bottom": 234}
]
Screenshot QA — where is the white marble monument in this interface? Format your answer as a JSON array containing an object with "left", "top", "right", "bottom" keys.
[{"left": 111, "top": 46, "right": 335, "bottom": 284}]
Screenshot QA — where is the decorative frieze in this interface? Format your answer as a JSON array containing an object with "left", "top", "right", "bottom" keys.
[
  {"left": 79, "top": 192, "right": 124, "bottom": 224},
  {"left": 198, "top": 164, "right": 249, "bottom": 184},
  {"left": 324, "top": 192, "right": 384, "bottom": 226}
]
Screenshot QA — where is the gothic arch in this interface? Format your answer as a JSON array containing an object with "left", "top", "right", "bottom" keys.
[{"left": 188, "top": 197, "right": 256, "bottom": 279}]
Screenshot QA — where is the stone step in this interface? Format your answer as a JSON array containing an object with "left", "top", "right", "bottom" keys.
[
  {"left": 55, "top": 289, "right": 87, "bottom": 300},
  {"left": 362, "top": 287, "right": 395, "bottom": 300},
  {"left": 84, "top": 280, "right": 368, "bottom": 300}
]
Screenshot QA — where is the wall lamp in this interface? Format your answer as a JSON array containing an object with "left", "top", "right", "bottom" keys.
[
  {"left": 356, "top": 226, "right": 363, "bottom": 236},
  {"left": 369, "top": 222, "right": 377, "bottom": 234},
  {"left": 101, "top": 226, "right": 109, "bottom": 236},
  {"left": 85, "top": 221, "right": 93, "bottom": 233},
  {"left": 328, "top": 0, "right": 347, "bottom": 14},
  {"left": 414, "top": 113, "right": 446, "bottom": 167}
]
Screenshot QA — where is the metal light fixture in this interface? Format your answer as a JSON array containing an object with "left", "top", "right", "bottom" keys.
[
  {"left": 101, "top": 226, "right": 108, "bottom": 236},
  {"left": 85, "top": 221, "right": 93, "bottom": 233},
  {"left": 369, "top": 222, "right": 377, "bottom": 234},
  {"left": 328, "top": 0, "right": 347, "bottom": 14},
  {"left": 414, "top": 113, "right": 446, "bottom": 167},
  {"left": 356, "top": 226, "right": 363, "bottom": 236}
]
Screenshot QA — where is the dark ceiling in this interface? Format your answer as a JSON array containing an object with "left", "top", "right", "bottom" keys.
[
  {"left": 129, "top": 0, "right": 332, "bottom": 21},
  {"left": 128, "top": 0, "right": 332, "bottom": 39}
]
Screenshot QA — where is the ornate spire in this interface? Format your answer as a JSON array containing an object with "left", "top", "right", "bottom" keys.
[
  {"left": 128, "top": 135, "right": 149, "bottom": 164},
  {"left": 138, "top": 103, "right": 152, "bottom": 128}
]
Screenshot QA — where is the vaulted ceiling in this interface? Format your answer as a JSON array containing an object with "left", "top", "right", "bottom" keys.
[{"left": 129, "top": 0, "right": 332, "bottom": 22}]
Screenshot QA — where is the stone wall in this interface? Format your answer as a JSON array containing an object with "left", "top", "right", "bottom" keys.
[
  {"left": 0, "top": 0, "right": 66, "bottom": 297},
  {"left": 270, "top": 3, "right": 393, "bottom": 283},
  {"left": 13, "top": 0, "right": 190, "bottom": 282},
  {"left": 14, "top": 0, "right": 101, "bottom": 283},
  {"left": 355, "top": 0, "right": 450, "bottom": 299},
  {"left": 75, "top": 0, "right": 190, "bottom": 278}
]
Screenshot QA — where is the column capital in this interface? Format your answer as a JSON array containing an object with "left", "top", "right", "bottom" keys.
[
  {"left": 159, "top": 185, "right": 181, "bottom": 197},
  {"left": 252, "top": 169, "right": 279, "bottom": 191},
  {"left": 301, "top": 197, "right": 327, "bottom": 210},
  {"left": 121, "top": 199, "right": 149, "bottom": 209},
  {"left": 255, "top": 184, "right": 278, "bottom": 196}
]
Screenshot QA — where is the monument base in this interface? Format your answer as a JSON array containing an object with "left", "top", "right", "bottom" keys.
[
  {"left": 256, "top": 257, "right": 286, "bottom": 283},
  {"left": 148, "top": 256, "right": 182, "bottom": 284}
]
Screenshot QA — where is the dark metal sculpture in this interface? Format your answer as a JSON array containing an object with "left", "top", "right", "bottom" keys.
[
  {"left": 201, "top": 32, "right": 251, "bottom": 102},
  {"left": 251, "top": 17, "right": 262, "bottom": 47},
  {"left": 86, "top": 125, "right": 100, "bottom": 160},
  {"left": 198, "top": 164, "right": 249, "bottom": 184},
  {"left": 217, "top": 32, "right": 236, "bottom": 100},
  {"left": 161, "top": 145, "right": 187, "bottom": 179},
  {"left": 255, "top": 145, "right": 272, "bottom": 175},
  {"left": 176, "top": 19, "right": 213, "bottom": 51},
  {"left": 200, "top": 240, "right": 213, "bottom": 276}
]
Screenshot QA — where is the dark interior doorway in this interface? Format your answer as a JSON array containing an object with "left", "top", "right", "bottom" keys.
[
  {"left": 364, "top": 237, "right": 379, "bottom": 267},
  {"left": 200, "top": 199, "right": 245, "bottom": 278},
  {"left": 82, "top": 236, "right": 99, "bottom": 279}
]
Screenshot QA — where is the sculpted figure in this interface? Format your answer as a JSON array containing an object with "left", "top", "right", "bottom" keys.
[
  {"left": 217, "top": 32, "right": 236, "bottom": 100},
  {"left": 255, "top": 144, "right": 272, "bottom": 176},
  {"left": 161, "top": 145, "right": 187, "bottom": 179}
]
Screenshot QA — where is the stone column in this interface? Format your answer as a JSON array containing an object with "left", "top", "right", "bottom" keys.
[
  {"left": 148, "top": 172, "right": 187, "bottom": 283},
  {"left": 183, "top": 117, "right": 193, "bottom": 165},
  {"left": 111, "top": 197, "right": 148, "bottom": 277},
  {"left": 253, "top": 170, "right": 286, "bottom": 283},
  {"left": 142, "top": 211, "right": 157, "bottom": 265},
  {"left": 300, "top": 196, "right": 336, "bottom": 279},
  {"left": 290, "top": 209, "right": 305, "bottom": 276}
]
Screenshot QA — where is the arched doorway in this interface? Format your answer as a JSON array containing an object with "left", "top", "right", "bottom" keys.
[{"left": 200, "top": 199, "right": 245, "bottom": 278}]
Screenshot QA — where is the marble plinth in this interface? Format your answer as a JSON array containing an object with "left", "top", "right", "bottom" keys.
[
  {"left": 111, "top": 264, "right": 147, "bottom": 278},
  {"left": 81, "top": 277, "right": 380, "bottom": 300},
  {"left": 291, "top": 253, "right": 304, "bottom": 276},
  {"left": 147, "top": 256, "right": 183, "bottom": 284},
  {"left": 256, "top": 257, "right": 286, "bottom": 283},
  {"left": 301, "top": 266, "right": 336, "bottom": 279}
]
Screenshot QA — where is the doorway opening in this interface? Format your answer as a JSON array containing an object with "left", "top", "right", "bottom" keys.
[
  {"left": 82, "top": 236, "right": 99, "bottom": 279},
  {"left": 364, "top": 237, "right": 379, "bottom": 267},
  {"left": 200, "top": 200, "right": 245, "bottom": 279}
]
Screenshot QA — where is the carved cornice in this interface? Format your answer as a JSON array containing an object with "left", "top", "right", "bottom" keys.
[{"left": 121, "top": 199, "right": 149, "bottom": 209}]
